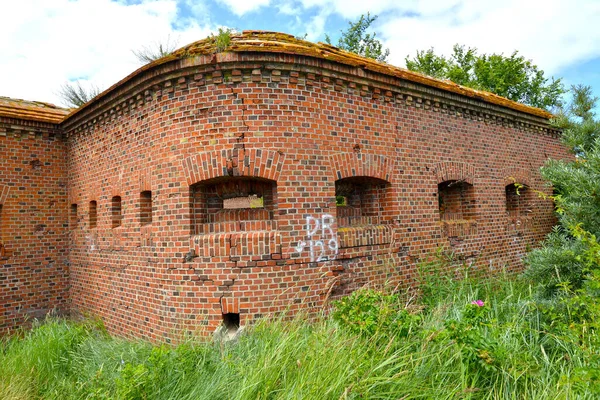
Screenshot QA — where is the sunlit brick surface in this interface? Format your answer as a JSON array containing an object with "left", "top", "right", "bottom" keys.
[{"left": 1, "top": 38, "right": 571, "bottom": 341}]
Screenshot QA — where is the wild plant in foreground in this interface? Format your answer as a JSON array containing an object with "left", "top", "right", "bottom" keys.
[{"left": 1, "top": 272, "right": 599, "bottom": 399}]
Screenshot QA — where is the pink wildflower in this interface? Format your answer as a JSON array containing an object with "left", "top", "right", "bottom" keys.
[{"left": 471, "top": 300, "right": 484, "bottom": 307}]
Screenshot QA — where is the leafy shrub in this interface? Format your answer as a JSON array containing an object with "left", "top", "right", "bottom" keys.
[
  {"left": 524, "top": 86, "right": 600, "bottom": 298},
  {"left": 116, "top": 362, "right": 150, "bottom": 400},
  {"left": 441, "top": 301, "right": 504, "bottom": 377},
  {"left": 332, "top": 289, "right": 420, "bottom": 338},
  {"left": 524, "top": 227, "right": 588, "bottom": 297}
]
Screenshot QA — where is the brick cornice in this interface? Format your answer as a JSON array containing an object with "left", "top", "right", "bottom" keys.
[
  {"left": 61, "top": 52, "right": 559, "bottom": 138},
  {"left": 0, "top": 117, "right": 64, "bottom": 140}
]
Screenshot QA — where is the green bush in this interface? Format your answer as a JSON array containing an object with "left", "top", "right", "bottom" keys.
[
  {"left": 441, "top": 301, "right": 504, "bottom": 381},
  {"left": 331, "top": 288, "right": 420, "bottom": 338},
  {"left": 525, "top": 86, "right": 600, "bottom": 298},
  {"left": 524, "top": 227, "right": 588, "bottom": 297}
]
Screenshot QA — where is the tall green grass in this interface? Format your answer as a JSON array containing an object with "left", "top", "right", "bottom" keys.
[{"left": 1, "top": 271, "right": 598, "bottom": 399}]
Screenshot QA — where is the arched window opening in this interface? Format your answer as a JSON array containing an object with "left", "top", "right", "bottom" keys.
[
  {"left": 438, "top": 180, "right": 476, "bottom": 221},
  {"left": 506, "top": 183, "right": 533, "bottom": 221},
  {"left": 89, "top": 201, "right": 97, "bottom": 229},
  {"left": 335, "top": 177, "right": 390, "bottom": 227},
  {"left": 140, "top": 191, "right": 152, "bottom": 226},
  {"left": 190, "top": 177, "right": 276, "bottom": 234},
  {"left": 111, "top": 196, "right": 122, "bottom": 228}
]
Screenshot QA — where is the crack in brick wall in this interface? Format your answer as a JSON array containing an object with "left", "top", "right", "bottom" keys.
[{"left": 1, "top": 54, "right": 572, "bottom": 341}]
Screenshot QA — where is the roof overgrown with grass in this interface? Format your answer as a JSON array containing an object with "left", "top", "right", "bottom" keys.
[
  {"left": 4, "top": 31, "right": 553, "bottom": 124},
  {"left": 174, "top": 31, "right": 553, "bottom": 119},
  {"left": 0, "top": 97, "right": 70, "bottom": 124}
]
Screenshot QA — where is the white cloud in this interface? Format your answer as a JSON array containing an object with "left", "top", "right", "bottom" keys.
[
  {"left": 298, "top": 0, "right": 398, "bottom": 19},
  {"left": 215, "top": 0, "right": 270, "bottom": 16},
  {"left": 182, "top": 0, "right": 211, "bottom": 26},
  {"left": 295, "top": 0, "right": 600, "bottom": 78},
  {"left": 276, "top": 0, "right": 302, "bottom": 16},
  {"left": 304, "top": 10, "right": 330, "bottom": 41},
  {"left": 3, "top": 0, "right": 600, "bottom": 107},
  {"left": 0, "top": 0, "right": 214, "bottom": 106}
]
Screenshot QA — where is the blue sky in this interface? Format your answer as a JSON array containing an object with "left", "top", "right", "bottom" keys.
[{"left": 1, "top": 0, "right": 599, "bottom": 111}]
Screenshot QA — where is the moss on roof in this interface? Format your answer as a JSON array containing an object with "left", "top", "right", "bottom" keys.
[
  {"left": 0, "top": 97, "right": 70, "bottom": 124},
  {"left": 169, "top": 30, "right": 553, "bottom": 120},
  {"left": 29, "top": 30, "right": 554, "bottom": 124}
]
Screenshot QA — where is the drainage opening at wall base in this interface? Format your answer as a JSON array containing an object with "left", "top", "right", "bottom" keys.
[
  {"left": 214, "top": 313, "right": 243, "bottom": 342},
  {"left": 335, "top": 195, "right": 348, "bottom": 206},
  {"left": 222, "top": 313, "right": 240, "bottom": 333}
]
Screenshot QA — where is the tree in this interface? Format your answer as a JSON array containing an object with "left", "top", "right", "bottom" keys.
[
  {"left": 325, "top": 13, "right": 390, "bottom": 62},
  {"left": 58, "top": 81, "right": 101, "bottom": 108},
  {"left": 405, "top": 45, "right": 565, "bottom": 110},
  {"left": 524, "top": 85, "right": 600, "bottom": 296},
  {"left": 132, "top": 36, "right": 179, "bottom": 64}
]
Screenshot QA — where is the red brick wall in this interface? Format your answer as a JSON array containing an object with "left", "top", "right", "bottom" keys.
[
  {"left": 61, "top": 53, "right": 569, "bottom": 341},
  {"left": 0, "top": 120, "right": 69, "bottom": 332}
]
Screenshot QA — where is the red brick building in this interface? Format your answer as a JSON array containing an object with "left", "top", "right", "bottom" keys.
[
  {"left": 0, "top": 98, "right": 70, "bottom": 331},
  {"left": 1, "top": 31, "right": 569, "bottom": 340}
]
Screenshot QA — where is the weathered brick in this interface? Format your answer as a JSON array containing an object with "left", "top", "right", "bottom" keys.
[{"left": 0, "top": 36, "right": 570, "bottom": 342}]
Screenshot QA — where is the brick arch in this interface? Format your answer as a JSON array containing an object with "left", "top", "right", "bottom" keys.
[
  {"left": 329, "top": 153, "right": 394, "bottom": 182},
  {"left": 432, "top": 161, "right": 476, "bottom": 185},
  {"left": 183, "top": 148, "right": 285, "bottom": 185},
  {"left": 502, "top": 167, "right": 532, "bottom": 187},
  {"left": 0, "top": 185, "right": 9, "bottom": 204}
]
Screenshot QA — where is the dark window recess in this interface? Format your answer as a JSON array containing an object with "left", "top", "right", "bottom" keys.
[
  {"left": 335, "top": 176, "right": 390, "bottom": 227},
  {"left": 70, "top": 204, "right": 78, "bottom": 229},
  {"left": 140, "top": 191, "right": 152, "bottom": 225},
  {"left": 89, "top": 201, "right": 97, "bottom": 229},
  {"left": 506, "top": 183, "right": 533, "bottom": 219},
  {"left": 111, "top": 196, "right": 122, "bottom": 228},
  {"left": 438, "top": 180, "right": 476, "bottom": 221},
  {"left": 190, "top": 177, "right": 276, "bottom": 234}
]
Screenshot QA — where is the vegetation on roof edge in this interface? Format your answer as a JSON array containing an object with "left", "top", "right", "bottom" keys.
[{"left": 53, "top": 21, "right": 554, "bottom": 121}]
